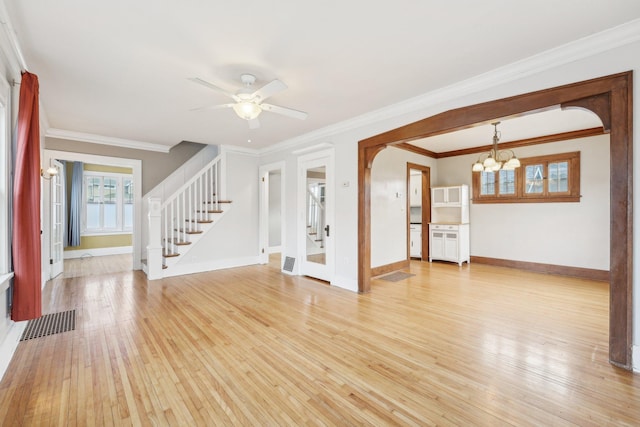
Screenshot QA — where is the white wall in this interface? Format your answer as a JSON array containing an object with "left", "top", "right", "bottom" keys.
[
  {"left": 437, "top": 135, "right": 610, "bottom": 270},
  {"left": 370, "top": 147, "right": 437, "bottom": 268}
]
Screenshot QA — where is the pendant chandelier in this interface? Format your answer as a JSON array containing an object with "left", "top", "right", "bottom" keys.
[{"left": 471, "top": 122, "right": 520, "bottom": 172}]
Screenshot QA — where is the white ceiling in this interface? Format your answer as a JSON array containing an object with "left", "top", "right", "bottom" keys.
[
  {"left": 411, "top": 108, "right": 605, "bottom": 153},
  {"left": 4, "top": 1, "right": 640, "bottom": 151}
]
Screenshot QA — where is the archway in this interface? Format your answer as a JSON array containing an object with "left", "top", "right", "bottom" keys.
[{"left": 358, "top": 71, "right": 633, "bottom": 369}]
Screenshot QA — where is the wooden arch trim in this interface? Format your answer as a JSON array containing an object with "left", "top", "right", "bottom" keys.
[{"left": 357, "top": 71, "right": 633, "bottom": 369}]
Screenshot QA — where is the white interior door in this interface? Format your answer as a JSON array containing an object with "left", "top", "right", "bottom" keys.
[
  {"left": 50, "top": 159, "right": 64, "bottom": 278},
  {"left": 299, "top": 151, "right": 334, "bottom": 282}
]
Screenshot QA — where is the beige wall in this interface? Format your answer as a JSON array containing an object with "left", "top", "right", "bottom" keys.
[
  {"left": 65, "top": 234, "right": 132, "bottom": 251},
  {"left": 45, "top": 139, "right": 208, "bottom": 193}
]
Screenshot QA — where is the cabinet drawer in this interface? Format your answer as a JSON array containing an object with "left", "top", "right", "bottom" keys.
[{"left": 430, "top": 224, "right": 459, "bottom": 231}]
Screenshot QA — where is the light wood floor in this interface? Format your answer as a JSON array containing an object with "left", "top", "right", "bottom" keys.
[
  {"left": 1, "top": 257, "right": 639, "bottom": 425},
  {"left": 63, "top": 254, "right": 132, "bottom": 279}
]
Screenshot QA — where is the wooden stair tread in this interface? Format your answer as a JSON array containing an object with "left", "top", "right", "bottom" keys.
[
  {"left": 196, "top": 209, "right": 223, "bottom": 214},
  {"left": 186, "top": 219, "right": 214, "bottom": 224},
  {"left": 308, "top": 232, "right": 317, "bottom": 235},
  {"left": 162, "top": 264, "right": 167, "bottom": 269},
  {"left": 204, "top": 200, "right": 232, "bottom": 204},
  {"left": 165, "top": 239, "right": 191, "bottom": 246},
  {"left": 163, "top": 251, "right": 180, "bottom": 258},
  {"left": 175, "top": 228, "right": 203, "bottom": 234}
]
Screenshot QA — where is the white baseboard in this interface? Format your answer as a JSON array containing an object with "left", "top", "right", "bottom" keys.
[
  {"left": 268, "top": 246, "right": 282, "bottom": 254},
  {"left": 633, "top": 345, "right": 639, "bottom": 373},
  {"left": 64, "top": 246, "right": 133, "bottom": 259},
  {"left": 160, "top": 256, "right": 261, "bottom": 279},
  {"left": 0, "top": 320, "right": 27, "bottom": 381}
]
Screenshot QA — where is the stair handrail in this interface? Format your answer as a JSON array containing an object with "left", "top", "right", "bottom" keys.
[{"left": 161, "top": 153, "right": 224, "bottom": 209}]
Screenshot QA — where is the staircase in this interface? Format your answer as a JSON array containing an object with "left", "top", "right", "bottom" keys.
[{"left": 143, "top": 153, "right": 232, "bottom": 279}]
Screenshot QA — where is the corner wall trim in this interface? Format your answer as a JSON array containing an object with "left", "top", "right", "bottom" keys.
[
  {"left": 0, "top": 321, "right": 27, "bottom": 381},
  {"left": 470, "top": 256, "right": 609, "bottom": 282},
  {"left": 371, "top": 259, "right": 411, "bottom": 278}
]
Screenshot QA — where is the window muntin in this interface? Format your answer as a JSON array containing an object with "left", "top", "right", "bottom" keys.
[
  {"left": 525, "top": 164, "right": 544, "bottom": 194},
  {"left": 83, "top": 172, "right": 133, "bottom": 233},
  {"left": 472, "top": 151, "right": 580, "bottom": 203},
  {"left": 498, "top": 169, "right": 515, "bottom": 195}
]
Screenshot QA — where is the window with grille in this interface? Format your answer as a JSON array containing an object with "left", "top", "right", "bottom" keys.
[
  {"left": 473, "top": 151, "right": 580, "bottom": 203},
  {"left": 83, "top": 172, "right": 133, "bottom": 233}
]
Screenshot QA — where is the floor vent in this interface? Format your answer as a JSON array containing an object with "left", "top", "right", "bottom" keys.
[
  {"left": 283, "top": 256, "right": 295, "bottom": 272},
  {"left": 20, "top": 310, "right": 76, "bottom": 341},
  {"left": 379, "top": 272, "right": 415, "bottom": 282}
]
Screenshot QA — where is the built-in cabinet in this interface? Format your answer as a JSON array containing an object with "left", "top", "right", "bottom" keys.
[
  {"left": 409, "top": 224, "right": 421, "bottom": 258},
  {"left": 429, "top": 185, "right": 470, "bottom": 266}
]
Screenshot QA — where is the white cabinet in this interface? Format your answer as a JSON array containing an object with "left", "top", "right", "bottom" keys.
[
  {"left": 429, "top": 184, "right": 470, "bottom": 266},
  {"left": 428, "top": 224, "right": 469, "bottom": 266},
  {"left": 432, "top": 186, "right": 463, "bottom": 207},
  {"left": 431, "top": 185, "right": 469, "bottom": 224},
  {"left": 409, "top": 224, "right": 421, "bottom": 258},
  {"left": 409, "top": 174, "right": 422, "bottom": 207}
]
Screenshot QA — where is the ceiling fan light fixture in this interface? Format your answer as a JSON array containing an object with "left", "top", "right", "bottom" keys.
[{"left": 233, "top": 101, "right": 262, "bottom": 120}]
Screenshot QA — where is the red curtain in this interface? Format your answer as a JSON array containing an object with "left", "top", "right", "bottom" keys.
[{"left": 12, "top": 72, "right": 42, "bottom": 321}]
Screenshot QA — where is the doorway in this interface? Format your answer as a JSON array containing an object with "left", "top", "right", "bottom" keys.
[
  {"left": 298, "top": 149, "right": 334, "bottom": 282},
  {"left": 358, "top": 72, "right": 633, "bottom": 369},
  {"left": 259, "top": 161, "right": 286, "bottom": 268},
  {"left": 43, "top": 150, "right": 142, "bottom": 280},
  {"left": 406, "top": 163, "right": 431, "bottom": 261}
]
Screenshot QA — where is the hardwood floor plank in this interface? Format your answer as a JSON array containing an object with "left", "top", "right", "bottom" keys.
[{"left": 0, "top": 257, "right": 638, "bottom": 425}]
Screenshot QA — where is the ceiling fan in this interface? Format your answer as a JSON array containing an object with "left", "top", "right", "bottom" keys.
[{"left": 188, "top": 74, "right": 308, "bottom": 129}]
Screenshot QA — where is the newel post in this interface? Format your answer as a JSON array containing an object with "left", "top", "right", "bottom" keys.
[{"left": 147, "top": 197, "right": 163, "bottom": 280}]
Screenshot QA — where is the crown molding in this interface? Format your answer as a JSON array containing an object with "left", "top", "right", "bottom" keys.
[
  {"left": 258, "top": 18, "right": 640, "bottom": 157},
  {"left": 45, "top": 128, "right": 171, "bottom": 153},
  {"left": 219, "top": 143, "right": 260, "bottom": 156}
]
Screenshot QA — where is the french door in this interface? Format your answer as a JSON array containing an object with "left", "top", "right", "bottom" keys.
[
  {"left": 50, "top": 159, "right": 64, "bottom": 278},
  {"left": 298, "top": 150, "right": 334, "bottom": 282}
]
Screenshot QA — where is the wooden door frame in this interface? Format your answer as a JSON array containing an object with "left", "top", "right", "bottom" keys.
[
  {"left": 358, "top": 71, "right": 633, "bottom": 369},
  {"left": 406, "top": 163, "right": 431, "bottom": 261}
]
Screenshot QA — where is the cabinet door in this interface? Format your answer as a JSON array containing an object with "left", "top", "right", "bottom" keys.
[
  {"left": 410, "top": 231, "right": 421, "bottom": 257},
  {"left": 446, "top": 187, "right": 461, "bottom": 205},
  {"left": 444, "top": 232, "right": 458, "bottom": 260},
  {"left": 409, "top": 175, "right": 421, "bottom": 206},
  {"left": 431, "top": 231, "right": 444, "bottom": 258},
  {"left": 432, "top": 187, "right": 446, "bottom": 205}
]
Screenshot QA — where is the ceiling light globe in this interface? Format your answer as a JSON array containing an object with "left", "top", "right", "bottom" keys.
[
  {"left": 505, "top": 157, "right": 521, "bottom": 168},
  {"left": 233, "top": 102, "right": 262, "bottom": 120},
  {"left": 472, "top": 162, "right": 484, "bottom": 172},
  {"left": 483, "top": 157, "right": 496, "bottom": 168}
]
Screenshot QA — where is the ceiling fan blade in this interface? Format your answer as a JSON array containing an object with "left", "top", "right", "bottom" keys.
[
  {"left": 260, "top": 103, "right": 308, "bottom": 120},
  {"left": 248, "top": 117, "right": 260, "bottom": 129},
  {"left": 189, "top": 103, "right": 235, "bottom": 112},
  {"left": 251, "top": 79, "right": 287, "bottom": 102},
  {"left": 188, "top": 77, "right": 240, "bottom": 102}
]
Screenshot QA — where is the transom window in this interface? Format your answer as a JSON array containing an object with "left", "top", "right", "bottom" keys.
[
  {"left": 83, "top": 172, "right": 133, "bottom": 233},
  {"left": 473, "top": 151, "right": 580, "bottom": 203}
]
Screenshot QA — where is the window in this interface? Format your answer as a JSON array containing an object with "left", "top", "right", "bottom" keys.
[
  {"left": 83, "top": 172, "right": 133, "bottom": 233},
  {"left": 473, "top": 151, "right": 580, "bottom": 203}
]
